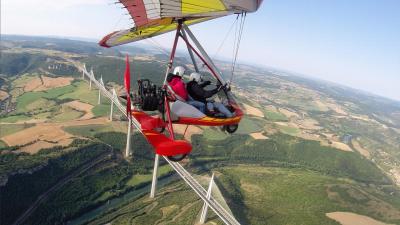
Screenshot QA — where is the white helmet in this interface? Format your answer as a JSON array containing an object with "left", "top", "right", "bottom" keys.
[
  {"left": 173, "top": 66, "right": 185, "bottom": 77},
  {"left": 190, "top": 72, "right": 202, "bottom": 82}
]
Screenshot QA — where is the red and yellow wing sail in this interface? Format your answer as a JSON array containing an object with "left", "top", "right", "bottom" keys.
[{"left": 100, "top": 0, "right": 263, "bottom": 47}]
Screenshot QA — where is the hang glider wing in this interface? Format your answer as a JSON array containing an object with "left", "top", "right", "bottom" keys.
[
  {"left": 100, "top": 0, "right": 263, "bottom": 47},
  {"left": 100, "top": 17, "right": 212, "bottom": 47}
]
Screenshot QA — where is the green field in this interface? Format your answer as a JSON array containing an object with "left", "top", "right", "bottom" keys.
[
  {"left": 53, "top": 106, "right": 83, "bottom": 122},
  {"left": 63, "top": 123, "right": 127, "bottom": 138},
  {"left": 236, "top": 116, "right": 263, "bottom": 134},
  {"left": 278, "top": 125, "right": 300, "bottom": 135},
  {"left": 0, "top": 114, "right": 31, "bottom": 123},
  {"left": 92, "top": 104, "right": 111, "bottom": 117},
  {"left": 264, "top": 110, "right": 288, "bottom": 121},
  {"left": 16, "top": 92, "right": 47, "bottom": 113},
  {"left": 288, "top": 99, "right": 323, "bottom": 112},
  {"left": 0, "top": 123, "right": 34, "bottom": 137},
  {"left": 16, "top": 84, "right": 76, "bottom": 112},
  {"left": 43, "top": 85, "right": 77, "bottom": 99},
  {"left": 58, "top": 81, "right": 100, "bottom": 105},
  {"left": 25, "top": 98, "right": 56, "bottom": 111}
]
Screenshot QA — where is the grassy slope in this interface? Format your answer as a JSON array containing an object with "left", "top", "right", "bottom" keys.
[
  {"left": 1, "top": 142, "right": 108, "bottom": 225},
  {"left": 218, "top": 166, "right": 340, "bottom": 225},
  {"left": 125, "top": 165, "right": 173, "bottom": 187},
  {"left": 86, "top": 182, "right": 222, "bottom": 225},
  {"left": 192, "top": 133, "right": 390, "bottom": 184},
  {"left": 218, "top": 165, "right": 400, "bottom": 225}
]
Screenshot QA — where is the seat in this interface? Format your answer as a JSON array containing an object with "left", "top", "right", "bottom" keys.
[{"left": 169, "top": 100, "right": 205, "bottom": 120}]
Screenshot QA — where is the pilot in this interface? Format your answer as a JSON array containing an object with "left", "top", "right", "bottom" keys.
[
  {"left": 167, "top": 66, "right": 205, "bottom": 113},
  {"left": 187, "top": 72, "right": 233, "bottom": 118}
]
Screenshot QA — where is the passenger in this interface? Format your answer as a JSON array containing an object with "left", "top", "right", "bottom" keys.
[
  {"left": 187, "top": 72, "right": 233, "bottom": 118},
  {"left": 167, "top": 66, "right": 205, "bottom": 113}
]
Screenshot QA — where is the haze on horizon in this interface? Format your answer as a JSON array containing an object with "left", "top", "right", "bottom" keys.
[{"left": 2, "top": 0, "right": 400, "bottom": 101}]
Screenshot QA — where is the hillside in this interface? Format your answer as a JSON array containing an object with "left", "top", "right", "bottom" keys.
[{"left": 1, "top": 36, "right": 400, "bottom": 225}]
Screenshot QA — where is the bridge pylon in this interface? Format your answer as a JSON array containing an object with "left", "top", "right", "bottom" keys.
[
  {"left": 199, "top": 173, "right": 214, "bottom": 224},
  {"left": 150, "top": 154, "right": 160, "bottom": 198},
  {"left": 125, "top": 118, "right": 132, "bottom": 158}
]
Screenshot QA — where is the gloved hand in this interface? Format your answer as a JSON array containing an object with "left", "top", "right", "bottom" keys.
[
  {"left": 224, "top": 83, "right": 231, "bottom": 92},
  {"left": 203, "top": 80, "right": 211, "bottom": 86}
]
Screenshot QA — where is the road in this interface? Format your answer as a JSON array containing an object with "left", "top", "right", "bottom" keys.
[{"left": 12, "top": 148, "right": 113, "bottom": 225}]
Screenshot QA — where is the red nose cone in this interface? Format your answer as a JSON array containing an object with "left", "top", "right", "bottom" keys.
[{"left": 156, "top": 140, "right": 192, "bottom": 156}]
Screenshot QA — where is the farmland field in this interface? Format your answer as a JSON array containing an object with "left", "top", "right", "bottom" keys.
[
  {"left": 0, "top": 123, "right": 34, "bottom": 137},
  {"left": 264, "top": 110, "right": 288, "bottom": 121}
]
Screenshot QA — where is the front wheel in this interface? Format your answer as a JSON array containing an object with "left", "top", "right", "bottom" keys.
[
  {"left": 224, "top": 124, "right": 239, "bottom": 134},
  {"left": 167, "top": 154, "right": 187, "bottom": 162}
]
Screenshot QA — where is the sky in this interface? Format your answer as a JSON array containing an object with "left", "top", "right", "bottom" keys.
[{"left": 2, "top": 0, "right": 400, "bottom": 101}]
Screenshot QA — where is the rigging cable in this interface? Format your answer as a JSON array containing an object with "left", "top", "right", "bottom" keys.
[
  {"left": 145, "top": 37, "right": 171, "bottom": 57},
  {"left": 229, "top": 12, "right": 247, "bottom": 85},
  {"left": 212, "top": 14, "right": 239, "bottom": 60}
]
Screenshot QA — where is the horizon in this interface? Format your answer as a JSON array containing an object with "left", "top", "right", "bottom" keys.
[
  {"left": 2, "top": 0, "right": 400, "bottom": 101},
  {"left": 2, "top": 33, "right": 400, "bottom": 104}
]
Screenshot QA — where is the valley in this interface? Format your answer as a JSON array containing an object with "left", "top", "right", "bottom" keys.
[{"left": 0, "top": 35, "right": 400, "bottom": 225}]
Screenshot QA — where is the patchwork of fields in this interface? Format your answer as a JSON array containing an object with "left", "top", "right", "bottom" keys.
[
  {"left": 1, "top": 72, "right": 119, "bottom": 152},
  {"left": 1, "top": 39, "right": 400, "bottom": 225}
]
